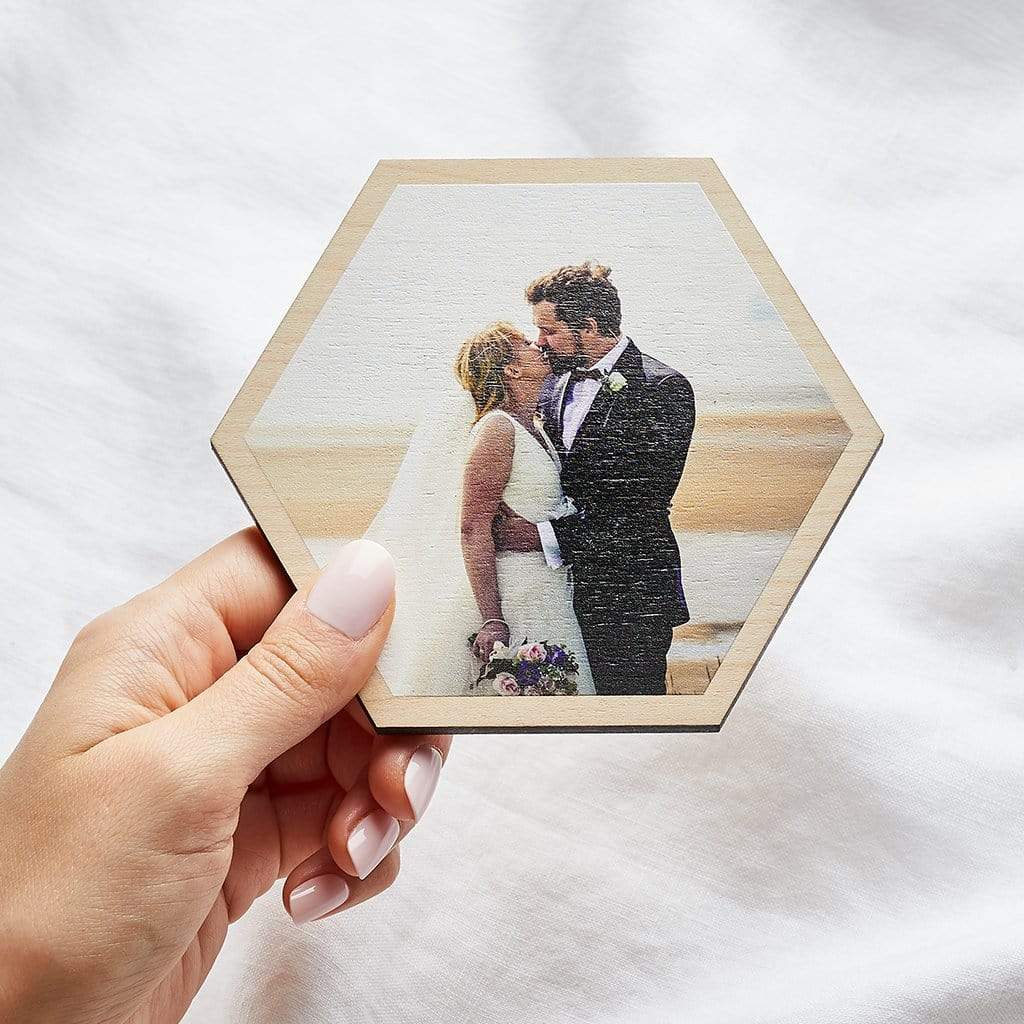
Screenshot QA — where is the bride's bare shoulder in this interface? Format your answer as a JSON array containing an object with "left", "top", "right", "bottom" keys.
[
  {"left": 470, "top": 410, "right": 515, "bottom": 443},
  {"left": 468, "top": 410, "right": 516, "bottom": 460},
  {"left": 464, "top": 412, "right": 515, "bottom": 498}
]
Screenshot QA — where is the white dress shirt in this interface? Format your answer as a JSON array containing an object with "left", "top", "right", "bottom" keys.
[{"left": 537, "top": 337, "right": 630, "bottom": 569}]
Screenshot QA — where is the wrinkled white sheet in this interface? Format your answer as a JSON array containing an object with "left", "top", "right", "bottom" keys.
[{"left": 2, "top": 3, "right": 1022, "bottom": 1021}]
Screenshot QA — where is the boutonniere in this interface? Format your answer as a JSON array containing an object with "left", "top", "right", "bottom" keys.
[{"left": 600, "top": 370, "right": 628, "bottom": 394}]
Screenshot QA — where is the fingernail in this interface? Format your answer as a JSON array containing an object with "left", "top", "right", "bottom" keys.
[
  {"left": 288, "top": 874, "right": 350, "bottom": 924},
  {"left": 404, "top": 746, "right": 442, "bottom": 820},
  {"left": 348, "top": 809, "right": 400, "bottom": 879},
  {"left": 307, "top": 539, "right": 395, "bottom": 638}
]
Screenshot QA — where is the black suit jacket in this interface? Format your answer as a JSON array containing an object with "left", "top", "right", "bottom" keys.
[{"left": 539, "top": 339, "right": 695, "bottom": 628}]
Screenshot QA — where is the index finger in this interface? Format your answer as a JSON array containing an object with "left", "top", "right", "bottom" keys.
[
  {"left": 167, "top": 525, "right": 294, "bottom": 657},
  {"left": 47, "top": 527, "right": 295, "bottom": 757}
]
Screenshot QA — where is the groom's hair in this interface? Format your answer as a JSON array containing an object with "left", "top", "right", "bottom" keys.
[{"left": 525, "top": 262, "right": 621, "bottom": 337}]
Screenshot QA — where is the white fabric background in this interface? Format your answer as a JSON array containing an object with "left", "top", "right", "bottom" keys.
[{"left": 2, "top": 2, "right": 1022, "bottom": 1021}]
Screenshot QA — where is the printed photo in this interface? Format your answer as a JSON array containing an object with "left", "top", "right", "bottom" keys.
[{"left": 242, "top": 179, "right": 851, "bottom": 703}]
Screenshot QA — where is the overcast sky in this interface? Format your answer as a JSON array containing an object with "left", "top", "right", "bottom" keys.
[{"left": 251, "top": 181, "right": 835, "bottom": 440}]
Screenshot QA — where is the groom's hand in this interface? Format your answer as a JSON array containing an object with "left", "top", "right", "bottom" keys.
[{"left": 493, "top": 505, "right": 543, "bottom": 553}]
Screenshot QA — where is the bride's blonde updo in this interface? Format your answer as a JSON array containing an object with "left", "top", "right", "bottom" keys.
[{"left": 454, "top": 321, "right": 525, "bottom": 423}]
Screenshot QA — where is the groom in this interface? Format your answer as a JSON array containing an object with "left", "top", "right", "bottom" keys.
[{"left": 494, "top": 262, "right": 695, "bottom": 697}]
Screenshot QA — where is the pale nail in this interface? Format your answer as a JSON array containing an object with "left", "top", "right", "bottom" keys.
[
  {"left": 348, "top": 810, "right": 400, "bottom": 879},
  {"left": 307, "top": 539, "right": 395, "bottom": 638},
  {"left": 404, "top": 746, "right": 442, "bottom": 820},
  {"left": 288, "top": 874, "right": 350, "bottom": 924}
]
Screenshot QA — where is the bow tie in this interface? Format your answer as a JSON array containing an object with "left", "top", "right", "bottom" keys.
[{"left": 568, "top": 366, "right": 603, "bottom": 383}]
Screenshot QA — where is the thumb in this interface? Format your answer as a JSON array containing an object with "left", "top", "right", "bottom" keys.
[{"left": 167, "top": 538, "right": 395, "bottom": 783}]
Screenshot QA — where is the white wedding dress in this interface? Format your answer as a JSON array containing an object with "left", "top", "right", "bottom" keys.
[
  {"left": 464, "top": 410, "right": 596, "bottom": 696},
  {"left": 363, "top": 392, "right": 595, "bottom": 697}
]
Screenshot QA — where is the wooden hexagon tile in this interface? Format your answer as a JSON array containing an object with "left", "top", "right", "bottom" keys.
[{"left": 213, "top": 158, "right": 882, "bottom": 734}]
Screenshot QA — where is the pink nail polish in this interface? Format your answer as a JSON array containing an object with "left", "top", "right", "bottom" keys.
[
  {"left": 348, "top": 810, "right": 400, "bottom": 879},
  {"left": 307, "top": 539, "right": 395, "bottom": 638},
  {"left": 289, "top": 874, "right": 350, "bottom": 924},
  {"left": 404, "top": 746, "right": 442, "bottom": 820}
]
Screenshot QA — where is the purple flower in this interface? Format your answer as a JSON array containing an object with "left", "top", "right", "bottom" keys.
[
  {"left": 516, "top": 662, "right": 542, "bottom": 687},
  {"left": 546, "top": 647, "right": 568, "bottom": 668}
]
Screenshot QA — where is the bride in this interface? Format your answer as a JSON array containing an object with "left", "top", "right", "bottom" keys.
[
  {"left": 363, "top": 322, "right": 595, "bottom": 697},
  {"left": 454, "top": 322, "right": 595, "bottom": 695}
]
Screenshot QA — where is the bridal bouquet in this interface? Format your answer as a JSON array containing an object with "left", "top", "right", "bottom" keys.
[{"left": 468, "top": 635, "right": 580, "bottom": 696}]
